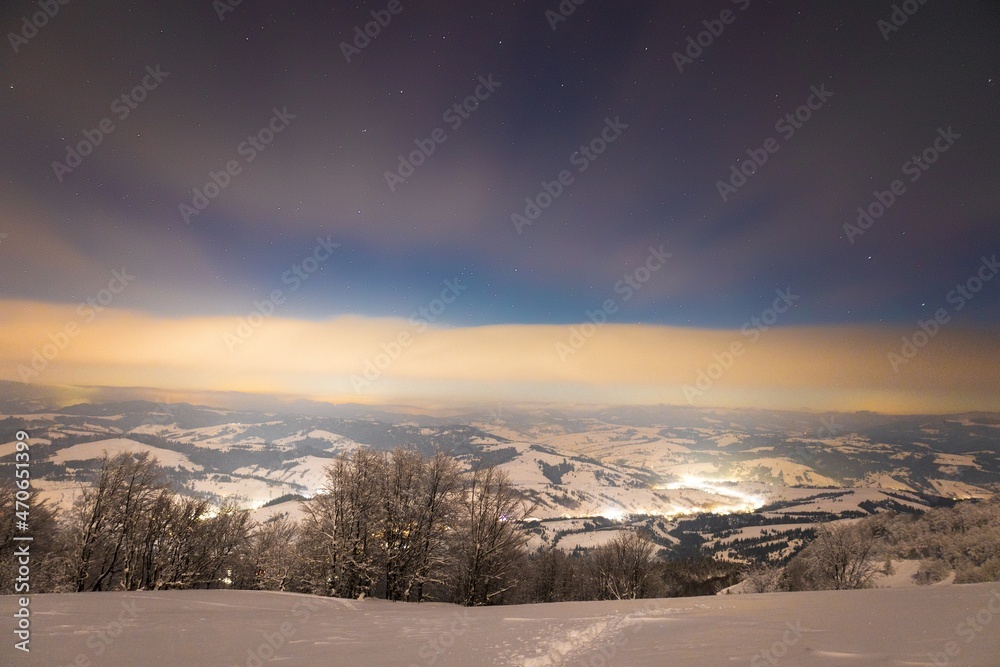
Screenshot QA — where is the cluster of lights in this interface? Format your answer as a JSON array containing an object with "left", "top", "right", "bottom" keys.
[
  {"left": 659, "top": 474, "right": 766, "bottom": 514},
  {"left": 597, "top": 475, "right": 766, "bottom": 521}
]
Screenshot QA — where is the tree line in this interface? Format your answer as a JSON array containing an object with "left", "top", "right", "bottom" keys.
[
  {"left": 1, "top": 446, "right": 751, "bottom": 604},
  {"left": 742, "top": 493, "right": 1000, "bottom": 593}
]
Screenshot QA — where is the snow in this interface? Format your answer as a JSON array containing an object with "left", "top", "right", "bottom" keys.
[
  {"left": 187, "top": 476, "right": 293, "bottom": 504},
  {"left": 50, "top": 438, "right": 202, "bottom": 471},
  {"left": 0, "top": 437, "right": 50, "bottom": 458},
  {"left": 251, "top": 499, "right": 306, "bottom": 523},
  {"left": 556, "top": 529, "right": 629, "bottom": 550},
  {"left": 233, "top": 455, "right": 334, "bottom": 492},
  {"left": 934, "top": 453, "right": 979, "bottom": 468},
  {"left": 865, "top": 474, "right": 916, "bottom": 493},
  {"left": 664, "top": 462, "right": 720, "bottom": 477},
  {"left": 31, "top": 479, "right": 86, "bottom": 511},
  {"left": 870, "top": 559, "right": 924, "bottom": 588},
  {"left": 5, "top": 584, "right": 999, "bottom": 666},
  {"left": 764, "top": 488, "right": 928, "bottom": 515},
  {"left": 727, "top": 457, "right": 840, "bottom": 487},
  {"left": 927, "top": 479, "right": 993, "bottom": 499},
  {"left": 713, "top": 434, "right": 741, "bottom": 447}
]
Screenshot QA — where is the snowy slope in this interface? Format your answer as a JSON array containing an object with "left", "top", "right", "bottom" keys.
[
  {"left": 4, "top": 585, "right": 999, "bottom": 666},
  {"left": 51, "top": 438, "right": 201, "bottom": 471}
]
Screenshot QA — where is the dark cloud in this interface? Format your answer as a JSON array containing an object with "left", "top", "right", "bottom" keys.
[{"left": 1, "top": 0, "right": 998, "bottom": 330}]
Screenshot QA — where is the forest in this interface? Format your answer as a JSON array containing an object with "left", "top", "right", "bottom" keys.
[{"left": 3, "top": 446, "right": 998, "bottom": 605}]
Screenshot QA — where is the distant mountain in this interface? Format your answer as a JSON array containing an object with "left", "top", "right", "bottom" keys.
[{"left": 3, "top": 381, "right": 998, "bottom": 558}]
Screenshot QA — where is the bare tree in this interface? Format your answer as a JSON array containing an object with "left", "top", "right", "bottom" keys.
[
  {"left": 156, "top": 496, "right": 213, "bottom": 589},
  {"left": 740, "top": 564, "right": 787, "bottom": 594},
  {"left": 410, "top": 451, "right": 460, "bottom": 602},
  {"left": 585, "top": 530, "right": 661, "bottom": 600},
  {"left": 68, "top": 451, "right": 168, "bottom": 591},
  {"left": 236, "top": 514, "right": 299, "bottom": 591},
  {"left": 174, "top": 502, "right": 252, "bottom": 589},
  {"left": 453, "top": 465, "right": 535, "bottom": 606},
  {"left": 381, "top": 448, "right": 425, "bottom": 600},
  {"left": 793, "top": 520, "right": 885, "bottom": 590},
  {"left": 0, "top": 481, "right": 65, "bottom": 593},
  {"left": 517, "top": 547, "right": 579, "bottom": 603},
  {"left": 301, "top": 449, "right": 384, "bottom": 598}
]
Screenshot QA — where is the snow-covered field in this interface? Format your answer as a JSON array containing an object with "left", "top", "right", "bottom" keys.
[
  {"left": 4, "top": 584, "right": 999, "bottom": 666},
  {"left": 51, "top": 438, "right": 202, "bottom": 471}
]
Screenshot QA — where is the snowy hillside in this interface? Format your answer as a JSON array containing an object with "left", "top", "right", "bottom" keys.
[
  {"left": 3, "top": 396, "right": 999, "bottom": 555},
  {"left": 4, "top": 585, "right": 998, "bottom": 666}
]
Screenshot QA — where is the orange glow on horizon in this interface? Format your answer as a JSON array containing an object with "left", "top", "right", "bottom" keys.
[{"left": 1, "top": 299, "right": 997, "bottom": 414}]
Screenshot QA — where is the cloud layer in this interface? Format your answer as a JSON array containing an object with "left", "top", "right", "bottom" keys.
[{"left": 3, "top": 300, "right": 997, "bottom": 413}]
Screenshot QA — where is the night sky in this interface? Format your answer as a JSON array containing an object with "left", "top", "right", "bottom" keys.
[{"left": 2, "top": 1, "right": 998, "bottom": 411}]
